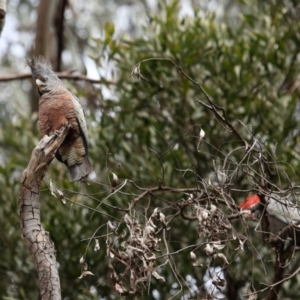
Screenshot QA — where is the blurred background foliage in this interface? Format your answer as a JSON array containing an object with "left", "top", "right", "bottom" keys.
[{"left": 1, "top": 0, "right": 300, "bottom": 299}]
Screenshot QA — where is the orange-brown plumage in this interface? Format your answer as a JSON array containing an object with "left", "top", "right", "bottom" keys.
[{"left": 28, "top": 56, "right": 92, "bottom": 181}]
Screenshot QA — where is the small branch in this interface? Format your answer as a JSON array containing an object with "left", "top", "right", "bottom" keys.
[
  {"left": 197, "top": 99, "right": 248, "bottom": 150},
  {"left": 179, "top": 206, "right": 197, "bottom": 220},
  {"left": 127, "top": 183, "right": 204, "bottom": 210},
  {"left": 19, "top": 124, "right": 70, "bottom": 300},
  {"left": 260, "top": 264, "right": 300, "bottom": 296},
  {"left": 0, "top": 71, "right": 116, "bottom": 84},
  {"left": 149, "top": 148, "right": 165, "bottom": 183}
]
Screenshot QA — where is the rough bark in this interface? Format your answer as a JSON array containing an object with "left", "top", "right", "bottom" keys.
[
  {"left": 19, "top": 124, "right": 70, "bottom": 300},
  {"left": 55, "top": 0, "right": 68, "bottom": 71},
  {"left": 34, "top": 0, "right": 58, "bottom": 61},
  {"left": 0, "top": 0, "right": 6, "bottom": 36},
  {"left": 264, "top": 249, "right": 288, "bottom": 300}
]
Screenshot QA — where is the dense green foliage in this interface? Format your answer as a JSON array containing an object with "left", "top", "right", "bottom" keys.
[{"left": 1, "top": 0, "right": 300, "bottom": 299}]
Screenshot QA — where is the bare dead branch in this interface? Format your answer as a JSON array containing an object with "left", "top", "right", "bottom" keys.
[
  {"left": 19, "top": 124, "right": 70, "bottom": 300},
  {"left": 0, "top": 71, "right": 116, "bottom": 84}
]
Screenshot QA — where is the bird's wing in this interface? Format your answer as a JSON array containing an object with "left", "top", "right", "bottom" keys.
[
  {"left": 71, "top": 94, "right": 89, "bottom": 150},
  {"left": 267, "top": 195, "right": 300, "bottom": 225}
]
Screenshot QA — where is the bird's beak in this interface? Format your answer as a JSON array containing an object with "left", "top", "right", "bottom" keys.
[{"left": 36, "top": 79, "right": 44, "bottom": 87}]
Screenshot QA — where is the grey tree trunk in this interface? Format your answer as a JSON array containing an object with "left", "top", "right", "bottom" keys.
[{"left": 0, "top": 0, "right": 6, "bottom": 35}]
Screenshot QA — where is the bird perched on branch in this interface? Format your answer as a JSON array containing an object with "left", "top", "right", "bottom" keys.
[
  {"left": 28, "top": 56, "right": 92, "bottom": 181},
  {"left": 240, "top": 194, "right": 300, "bottom": 246}
]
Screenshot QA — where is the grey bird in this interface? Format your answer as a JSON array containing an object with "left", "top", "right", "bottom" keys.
[{"left": 240, "top": 193, "right": 300, "bottom": 246}]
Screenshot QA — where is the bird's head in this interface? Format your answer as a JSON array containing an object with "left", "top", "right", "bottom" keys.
[
  {"left": 239, "top": 194, "right": 261, "bottom": 210},
  {"left": 239, "top": 194, "right": 261, "bottom": 219},
  {"left": 27, "top": 56, "right": 62, "bottom": 94}
]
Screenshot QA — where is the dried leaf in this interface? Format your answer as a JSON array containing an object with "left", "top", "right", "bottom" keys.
[
  {"left": 190, "top": 251, "right": 202, "bottom": 266},
  {"left": 197, "top": 128, "right": 205, "bottom": 151},
  {"left": 144, "top": 252, "right": 156, "bottom": 260},
  {"left": 144, "top": 225, "right": 155, "bottom": 236},
  {"left": 187, "top": 194, "right": 194, "bottom": 201},
  {"left": 152, "top": 271, "right": 165, "bottom": 282},
  {"left": 216, "top": 253, "right": 229, "bottom": 265},
  {"left": 49, "top": 179, "right": 56, "bottom": 197},
  {"left": 49, "top": 179, "right": 66, "bottom": 203},
  {"left": 210, "top": 204, "right": 217, "bottom": 215},
  {"left": 193, "top": 261, "right": 203, "bottom": 267},
  {"left": 234, "top": 239, "right": 245, "bottom": 251},
  {"left": 78, "top": 270, "right": 94, "bottom": 279},
  {"left": 130, "top": 270, "right": 136, "bottom": 291},
  {"left": 232, "top": 232, "right": 237, "bottom": 240},
  {"left": 147, "top": 218, "right": 157, "bottom": 230},
  {"left": 190, "top": 251, "right": 197, "bottom": 261},
  {"left": 132, "top": 63, "right": 149, "bottom": 81},
  {"left": 211, "top": 241, "right": 225, "bottom": 250},
  {"left": 158, "top": 212, "right": 168, "bottom": 228},
  {"left": 109, "top": 251, "right": 115, "bottom": 259},
  {"left": 135, "top": 276, "right": 148, "bottom": 284},
  {"left": 132, "top": 64, "right": 140, "bottom": 77},
  {"left": 197, "top": 207, "right": 209, "bottom": 222},
  {"left": 205, "top": 243, "right": 214, "bottom": 255},
  {"left": 124, "top": 214, "right": 132, "bottom": 226},
  {"left": 79, "top": 255, "right": 85, "bottom": 265},
  {"left": 108, "top": 220, "right": 117, "bottom": 232},
  {"left": 82, "top": 262, "right": 88, "bottom": 271},
  {"left": 199, "top": 128, "right": 205, "bottom": 139},
  {"left": 115, "top": 283, "right": 127, "bottom": 293},
  {"left": 106, "top": 239, "right": 115, "bottom": 258},
  {"left": 94, "top": 239, "right": 100, "bottom": 252}
]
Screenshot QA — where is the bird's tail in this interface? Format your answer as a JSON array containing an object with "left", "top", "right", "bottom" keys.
[{"left": 67, "top": 156, "right": 93, "bottom": 182}]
